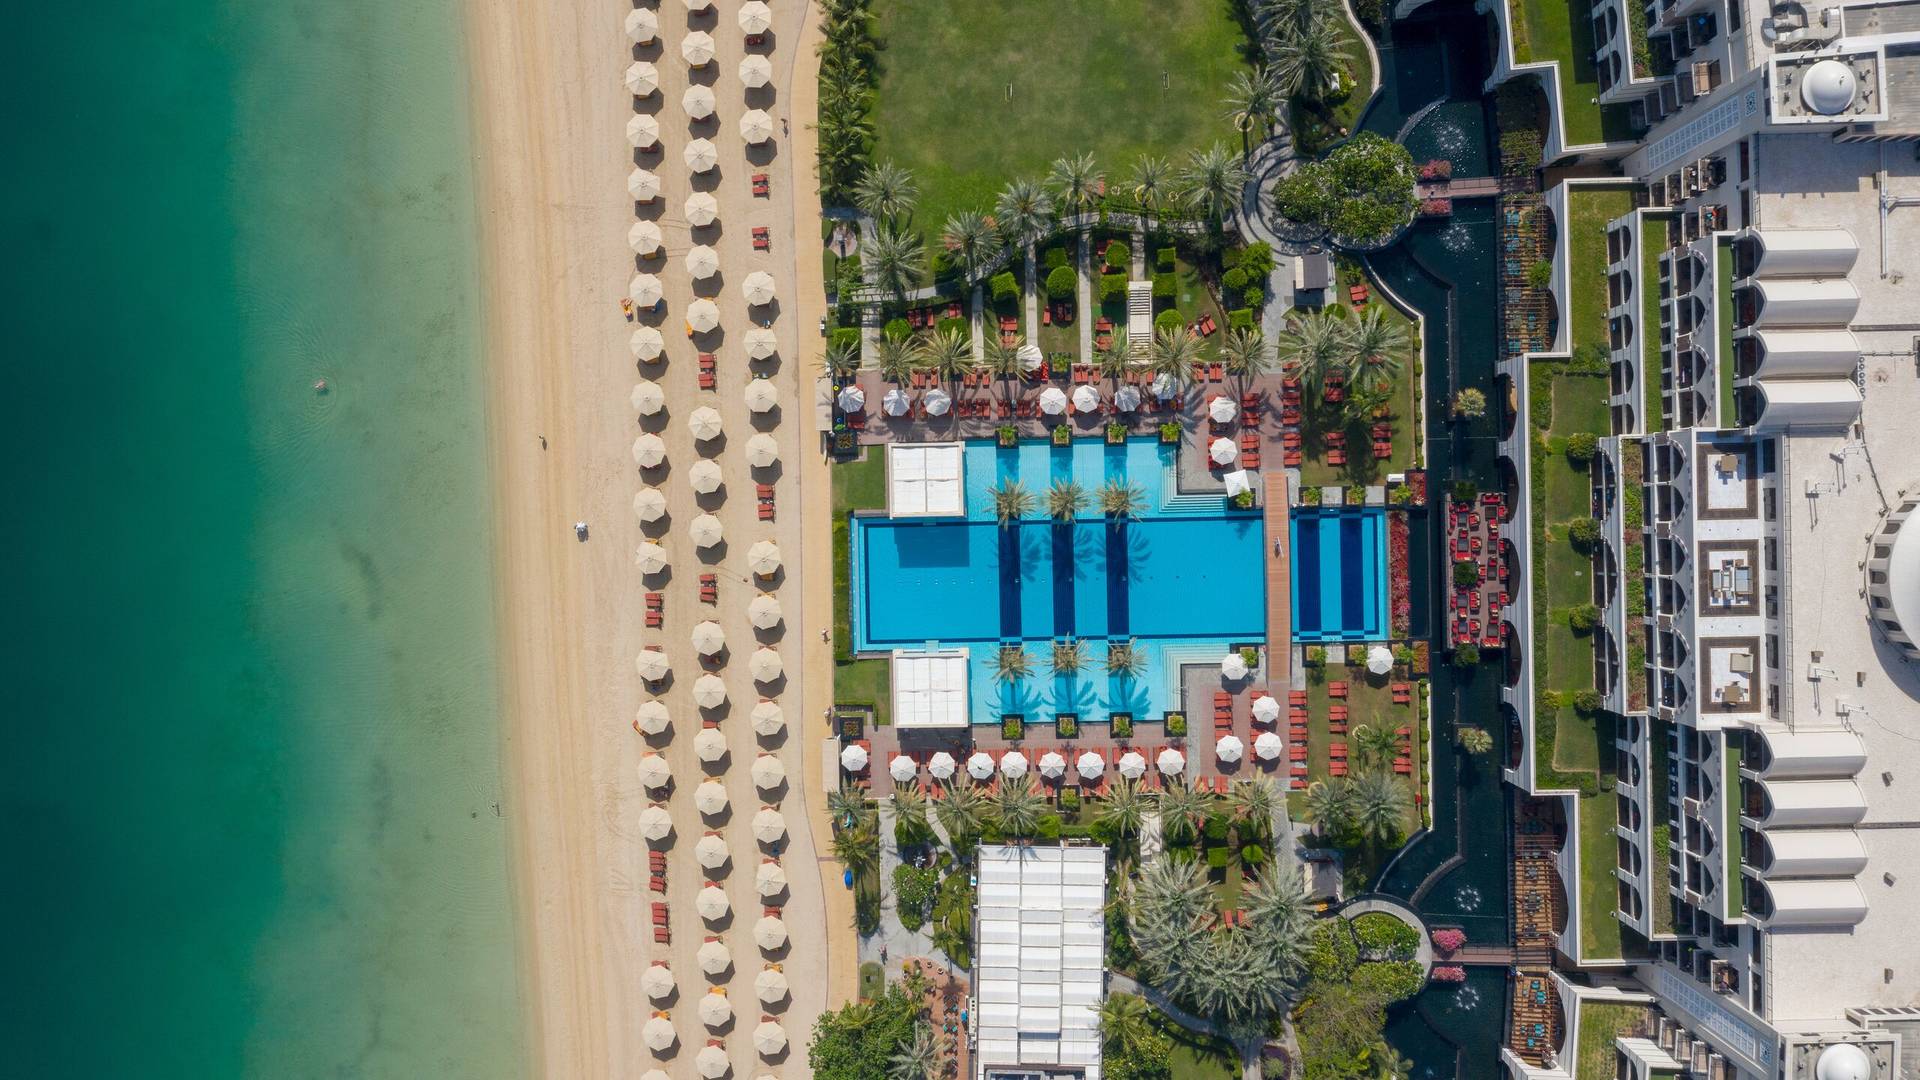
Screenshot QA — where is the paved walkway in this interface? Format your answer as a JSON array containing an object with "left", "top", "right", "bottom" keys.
[
  {"left": 1076, "top": 234, "right": 1094, "bottom": 360},
  {"left": 1023, "top": 246, "right": 1041, "bottom": 346},
  {"left": 863, "top": 804, "right": 939, "bottom": 965}
]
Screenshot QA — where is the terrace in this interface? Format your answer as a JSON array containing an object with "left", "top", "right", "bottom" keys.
[
  {"left": 1575, "top": 1001, "right": 1654, "bottom": 1080},
  {"left": 1505, "top": 0, "right": 1640, "bottom": 146},
  {"left": 1640, "top": 215, "right": 1665, "bottom": 433}
]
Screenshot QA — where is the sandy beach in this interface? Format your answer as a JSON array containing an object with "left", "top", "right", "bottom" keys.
[{"left": 467, "top": 0, "right": 835, "bottom": 1074}]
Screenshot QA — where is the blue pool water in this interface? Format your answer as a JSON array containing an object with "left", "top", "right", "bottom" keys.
[{"left": 1290, "top": 508, "right": 1390, "bottom": 642}]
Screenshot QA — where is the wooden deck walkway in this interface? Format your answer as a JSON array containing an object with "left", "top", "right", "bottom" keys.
[
  {"left": 1452, "top": 945, "right": 1518, "bottom": 966},
  {"left": 1263, "top": 472, "right": 1291, "bottom": 690}
]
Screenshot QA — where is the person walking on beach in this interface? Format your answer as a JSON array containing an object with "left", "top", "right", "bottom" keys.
[{"left": 538, "top": 434, "right": 547, "bottom": 450}]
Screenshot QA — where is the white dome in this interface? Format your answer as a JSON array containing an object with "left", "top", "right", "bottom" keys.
[
  {"left": 1801, "top": 60, "right": 1858, "bottom": 115},
  {"left": 1816, "top": 1043, "right": 1873, "bottom": 1080}
]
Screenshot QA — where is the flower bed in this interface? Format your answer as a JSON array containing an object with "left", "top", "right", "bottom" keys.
[
  {"left": 1431, "top": 928, "right": 1466, "bottom": 954},
  {"left": 1388, "top": 511, "right": 1412, "bottom": 638},
  {"left": 1431, "top": 965, "right": 1466, "bottom": 983},
  {"left": 1408, "top": 470, "right": 1427, "bottom": 505}
]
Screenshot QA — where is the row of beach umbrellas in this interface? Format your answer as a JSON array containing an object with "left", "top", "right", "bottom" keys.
[
  {"left": 634, "top": 697, "right": 786, "bottom": 742},
  {"left": 641, "top": 958, "right": 790, "bottom": 1005},
  {"left": 630, "top": 380, "right": 781, "bottom": 422},
  {"left": 627, "top": 114, "right": 775, "bottom": 151},
  {"left": 628, "top": 319, "right": 776, "bottom": 360},
  {"left": 846, "top": 745, "right": 1194, "bottom": 780}
]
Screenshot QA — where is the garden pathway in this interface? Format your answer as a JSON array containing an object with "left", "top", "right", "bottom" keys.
[
  {"left": 864, "top": 803, "right": 940, "bottom": 968},
  {"left": 1077, "top": 234, "right": 1094, "bottom": 361},
  {"left": 1024, "top": 246, "right": 1040, "bottom": 347},
  {"left": 971, "top": 283, "right": 985, "bottom": 362}
]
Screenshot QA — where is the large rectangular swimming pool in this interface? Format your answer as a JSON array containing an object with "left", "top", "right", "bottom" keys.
[{"left": 1290, "top": 507, "right": 1389, "bottom": 643}]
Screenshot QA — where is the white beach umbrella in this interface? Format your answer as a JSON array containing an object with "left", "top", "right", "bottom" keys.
[
  {"left": 1253, "top": 695, "right": 1282, "bottom": 724},
  {"left": 999, "top": 751, "right": 1028, "bottom": 778},
  {"left": 687, "top": 405, "right": 723, "bottom": 441},
  {"left": 635, "top": 699, "right": 671, "bottom": 735},
  {"left": 1224, "top": 469, "right": 1253, "bottom": 498},
  {"left": 966, "top": 752, "right": 995, "bottom": 780},
  {"left": 634, "top": 540, "right": 669, "bottom": 574},
  {"left": 840, "top": 743, "right": 869, "bottom": 772},
  {"left": 1255, "top": 731, "right": 1284, "bottom": 760},
  {"left": 628, "top": 167, "right": 661, "bottom": 202},
  {"left": 751, "top": 700, "right": 784, "bottom": 737},
  {"left": 756, "top": 966, "right": 789, "bottom": 1004},
  {"left": 1038, "top": 386, "right": 1068, "bottom": 415},
  {"left": 643, "top": 1016, "right": 677, "bottom": 1051},
  {"left": 1077, "top": 751, "right": 1105, "bottom": 779},
  {"left": 626, "top": 60, "right": 659, "bottom": 97},
  {"left": 749, "top": 647, "right": 782, "bottom": 683},
  {"left": 695, "top": 779, "right": 729, "bottom": 815},
  {"left": 696, "top": 1045, "right": 729, "bottom": 1079},
  {"left": 744, "top": 432, "right": 779, "bottom": 468},
  {"left": 630, "top": 325, "right": 665, "bottom": 361},
  {"left": 746, "top": 540, "right": 781, "bottom": 577},
  {"left": 753, "top": 1020, "right": 787, "bottom": 1056},
  {"left": 684, "top": 0, "right": 712, "bottom": 9},
  {"left": 694, "top": 727, "right": 728, "bottom": 764},
  {"left": 1367, "top": 645, "right": 1396, "bottom": 675},
  {"left": 751, "top": 753, "right": 785, "bottom": 790},
  {"left": 739, "top": 54, "right": 773, "bottom": 88},
  {"left": 1114, "top": 385, "right": 1142, "bottom": 412},
  {"left": 643, "top": 1069, "right": 669, "bottom": 1080},
  {"left": 638, "top": 804, "right": 674, "bottom": 841},
  {"left": 684, "top": 137, "right": 719, "bottom": 172},
  {"left": 698, "top": 938, "right": 732, "bottom": 975},
  {"left": 628, "top": 220, "right": 663, "bottom": 255},
  {"left": 889, "top": 755, "right": 917, "bottom": 783},
  {"left": 1118, "top": 751, "right": 1147, "bottom": 778},
  {"left": 1157, "top": 747, "right": 1187, "bottom": 775},
  {"left": 626, "top": 113, "right": 661, "bottom": 148},
  {"left": 836, "top": 384, "right": 866, "bottom": 412},
  {"left": 883, "top": 387, "right": 912, "bottom": 416},
  {"left": 922, "top": 388, "right": 951, "bottom": 416},
  {"left": 743, "top": 326, "right": 777, "bottom": 360},
  {"left": 928, "top": 751, "right": 956, "bottom": 780},
  {"left": 754, "top": 915, "right": 788, "bottom": 950},
  {"left": 631, "top": 378, "right": 665, "bottom": 414},
  {"left": 681, "top": 31, "right": 716, "bottom": 67},
  {"left": 694, "top": 673, "right": 728, "bottom": 709},
  {"left": 1038, "top": 751, "right": 1067, "bottom": 779},
  {"left": 697, "top": 884, "right": 731, "bottom": 921},
  {"left": 685, "top": 191, "right": 720, "bottom": 227},
  {"left": 638, "top": 753, "right": 672, "bottom": 789},
  {"left": 742, "top": 270, "right": 777, "bottom": 306},
  {"left": 686, "top": 244, "right": 720, "bottom": 280},
  {"left": 699, "top": 990, "right": 733, "bottom": 1028},
  {"left": 632, "top": 433, "right": 667, "bottom": 468},
  {"left": 1209, "top": 437, "right": 1236, "bottom": 465},
  {"left": 635, "top": 647, "right": 670, "bottom": 681},
  {"left": 683, "top": 85, "right": 717, "bottom": 121},
  {"left": 1151, "top": 371, "right": 1178, "bottom": 399},
  {"left": 633, "top": 488, "right": 668, "bottom": 524},
  {"left": 738, "top": 0, "right": 772, "bottom": 33},
  {"left": 692, "top": 619, "right": 726, "bottom": 656},
  {"left": 1221, "top": 652, "right": 1249, "bottom": 680},
  {"left": 1071, "top": 384, "right": 1100, "bottom": 413},
  {"left": 743, "top": 378, "right": 778, "bottom": 413},
  {"left": 687, "top": 298, "right": 721, "bottom": 333},
  {"left": 755, "top": 859, "right": 787, "bottom": 897},
  {"left": 1216, "top": 734, "right": 1245, "bottom": 763},
  {"left": 689, "top": 459, "right": 724, "bottom": 495},
  {"left": 696, "top": 833, "right": 731, "bottom": 870},
  {"left": 747, "top": 593, "right": 782, "bottom": 629},
  {"left": 1017, "top": 342, "right": 1043, "bottom": 371},
  {"left": 626, "top": 7, "right": 659, "bottom": 42},
  {"left": 739, "top": 109, "right": 775, "bottom": 144},
  {"left": 752, "top": 807, "right": 786, "bottom": 843},
  {"left": 643, "top": 963, "right": 676, "bottom": 1000},
  {"left": 1210, "top": 395, "right": 1239, "bottom": 423}
]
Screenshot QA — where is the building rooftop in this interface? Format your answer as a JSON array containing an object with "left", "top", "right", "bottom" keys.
[{"left": 974, "top": 844, "right": 1107, "bottom": 1080}]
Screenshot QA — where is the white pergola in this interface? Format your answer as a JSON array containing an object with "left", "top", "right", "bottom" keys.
[{"left": 974, "top": 845, "right": 1107, "bottom": 1077}]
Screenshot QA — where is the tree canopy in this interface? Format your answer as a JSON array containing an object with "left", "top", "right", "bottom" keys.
[{"left": 1271, "top": 134, "right": 1417, "bottom": 246}]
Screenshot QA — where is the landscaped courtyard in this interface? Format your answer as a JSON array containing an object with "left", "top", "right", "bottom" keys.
[{"left": 1505, "top": 0, "right": 1639, "bottom": 146}]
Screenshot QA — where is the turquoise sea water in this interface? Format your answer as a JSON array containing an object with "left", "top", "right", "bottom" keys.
[{"left": 0, "top": 3, "right": 526, "bottom": 1076}]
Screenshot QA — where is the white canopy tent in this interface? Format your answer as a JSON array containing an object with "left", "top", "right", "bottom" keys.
[
  {"left": 887, "top": 443, "right": 963, "bottom": 517},
  {"left": 891, "top": 649, "right": 969, "bottom": 726}
]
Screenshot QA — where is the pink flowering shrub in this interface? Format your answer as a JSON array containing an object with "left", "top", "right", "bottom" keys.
[
  {"left": 1432, "top": 965, "right": 1467, "bottom": 983},
  {"left": 1431, "top": 928, "right": 1467, "bottom": 954}
]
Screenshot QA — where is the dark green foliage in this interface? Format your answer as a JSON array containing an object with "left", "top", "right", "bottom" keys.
[
  {"left": 1002, "top": 716, "right": 1023, "bottom": 740},
  {"left": 1566, "top": 431, "right": 1599, "bottom": 463},
  {"left": 1573, "top": 688, "right": 1603, "bottom": 714},
  {"left": 1240, "top": 842, "right": 1267, "bottom": 865},
  {"left": 1238, "top": 241, "right": 1274, "bottom": 280},
  {"left": 1568, "top": 517, "right": 1602, "bottom": 548},
  {"left": 1270, "top": 134, "right": 1417, "bottom": 245},
  {"left": 1047, "top": 264, "right": 1079, "bottom": 300},
  {"left": 1452, "top": 480, "right": 1478, "bottom": 502},
  {"left": 892, "top": 863, "right": 938, "bottom": 931},
  {"left": 1154, "top": 308, "right": 1185, "bottom": 332},
  {"left": 831, "top": 326, "right": 863, "bottom": 352},
  {"left": 1304, "top": 920, "right": 1359, "bottom": 982},
  {"left": 1059, "top": 788, "right": 1081, "bottom": 814},
  {"left": 810, "top": 982, "right": 922, "bottom": 1080},
  {"left": 1104, "top": 241, "right": 1130, "bottom": 270},
  {"left": 1228, "top": 307, "right": 1255, "bottom": 331},
  {"left": 1112, "top": 713, "right": 1133, "bottom": 739},
  {"left": 1242, "top": 285, "right": 1264, "bottom": 308},
  {"left": 1222, "top": 266, "right": 1250, "bottom": 292},
  {"left": 1568, "top": 603, "right": 1600, "bottom": 633},
  {"left": 1351, "top": 959, "right": 1425, "bottom": 1002},
  {"left": 1101, "top": 272, "right": 1129, "bottom": 303},
  {"left": 1156, "top": 246, "right": 1177, "bottom": 271},
  {"left": 1037, "top": 814, "right": 1063, "bottom": 841},
  {"left": 1453, "top": 559, "right": 1480, "bottom": 587},
  {"left": 1526, "top": 259, "right": 1554, "bottom": 289},
  {"left": 1453, "top": 643, "right": 1480, "bottom": 666},
  {"left": 1165, "top": 712, "right": 1187, "bottom": 736},
  {"left": 885, "top": 317, "right": 912, "bottom": 342},
  {"left": 1057, "top": 713, "right": 1079, "bottom": 738},
  {"left": 1151, "top": 271, "right": 1176, "bottom": 300},
  {"left": 1350, "top": 912, "right": 1421, "bottom": 961},
  {"left": 937, "top": 315, "right": 967, "bottom": 338},
  {"left": 1044, "top": 245, "right": 1071, "bottom": 270},
  {"left": 1203, "top": 815, "right": 1230, "bottom": 843},
  {"left": 991, "top": 270, "right": 1020, "bottom": 304}
]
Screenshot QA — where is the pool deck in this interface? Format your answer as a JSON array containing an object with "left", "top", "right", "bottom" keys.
[{"left": 1263, "top": 471, "right": 1293, "bottom": 690}]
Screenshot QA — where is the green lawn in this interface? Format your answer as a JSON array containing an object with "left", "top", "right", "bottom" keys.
[
  {"left": 1295, "top": 286, "right": 1421, "bottom": 486},
  {"left": 1567, "top": 188, "right": 1633, "bottom": 355},
  {"left": 1506, "top": 0, "right": 1639, "bottom": 146},
  {"left": 1329, "top": 6, "right": 1376, "bottom": 134},
  {"left": 1576, "top": 1002, "right": 1651, "bottom": 1080},
  {"left": 1168, "top": 1031, "right": 1241, "bottom": 1080},
  {"left": 1577, "top": 761, "right": 1624, "bottom": 959},
  {"left": 1640, "top": 216, "right": 1665, "bottom": 432},
  {"left": 1530, "top": 363, "right": 1608, "bottom": 792},
  {"left": 1723, "top": 737, "right": 1744, "bottom": 917},
  {"left": 1716, "top": 238, "right": 1735, "bottom": 425},
  {"left": 869, "top": 0, "right": 1251, "bottom": 245},
  {"left": 834, "top": 452, "right": 892, "bottom": 725}
]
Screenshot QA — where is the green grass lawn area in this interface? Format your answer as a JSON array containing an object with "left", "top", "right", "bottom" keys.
[
  {"left": 1576, "top": 1002, "right": 1650, "bottom": 1080},
  {"left": 1300, "top": 664, "right": 1424, "bottom": 838},
  {"left": 834, "top": 452, "right": 892, "bottom": 725},
  {"left": 1715, "top": 238, "right": 1735, "bottom": 424},
  {"left": 1640, "top": 215, "right": 1665, "bottom": 432},
  {"left": 1506, "top": 0, "right": 1638, "bottom": 145},
  {"left": 1329, "top": 7, "right": 1376, "bottom": 133},
  {"left": 869, "top": 0, "right": 1250, "bottom": 245},
  {"left": 1294, "top": 299, "right": 1420, "bottom": 487},
  {"left": 1723, "top": 737, "right": 1744, "bottom": 917},
  {"left": 1530, "top": 363, "right": 1607, "bottom": 788},
  {"left": 1566, "top": 188, "right": 1632, "bottom": 354},
  {"left": 1167, "top": 1029, "right": 1241, "bottom": 1080},
  {"left": 1576, "top": 769, "right": 1624, "bottom": 958}
]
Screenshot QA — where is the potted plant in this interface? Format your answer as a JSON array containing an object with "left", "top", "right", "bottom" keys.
[
  {"left": 1051, "top": 425, "right": 1071, "bottom": 447},
  {"left": 1105, "top": 421, "right": 1128, "bottom": 445},
  {"left": 1345, "top": 487, "right": 1365, "bottom": 505},
  {"left": 1056, "top": 713, "right": 1078, "bottom": 739},
  {"left": 1158, "top": 421, "right": 1182, "bottom": 444},
  {"left": 1299, "top": 486, "right": 1322, "bottom": 507},
  {"left": 1231, "top": 490, "right": 1256, "bottom": 510},
  {"left": 997, "top": 424, "right": 1018, "bottom": 448},
  {"left": 1002, "top": 715, "right": 1024, "bottom": 740},
  {"left": 1110, "top": 712, "right": 1133, "bottom": 739},
  {"left": 1240, "top": 646, "right": 1259, "bottom": 671},
  {"left": 1165, "top": 712, "right": 1187, "bottom": 737}
]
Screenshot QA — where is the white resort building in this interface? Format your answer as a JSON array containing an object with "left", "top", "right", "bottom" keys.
[{"left": 972, "top": 844, "right": 1108, "bottom": 1080}]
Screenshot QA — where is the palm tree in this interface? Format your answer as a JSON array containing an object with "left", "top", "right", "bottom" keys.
[
  {"left": 982, "top": 333, "right": 1028, "bottom": 410},
  {"left": 1372, "top": 1043, "right": 1415, "bottom": 1080},
  {"left": 1342, "top": 382, "right": 1394, "bottom": 428},
  {"left": 1222, "top": 67, "right": 1283, "bottom": 152},
  {"left": 1097, "top": 778, "right": 1151, "bottom": 838},
  {"left": 986, "top": 480, "right": 1036, "bottom": 526},
  {"left": 1049, "top": 151, "right": 1104, "bottom": 220},
  {"left": 1098, "top": 993, "right": 1154, "bottom": 1055},
  {"left": 1352, "top": 723, "right": 1401, "bottom": 771},
  {"left": 1350, "top": 771, "right": 1410, "bottom": 847},
  {"left": 1241, "top": 862, "right": 1311, "bottom": 936},
  {"left": 1126, "top": 155, "right": 1176, "bottom": 223},
  {"left": 1182, "top": 142, "right": 1249, "bottom": 226},
  {"left": 1046, "top": 479, "right": 1089, "bottom": 522},
  {"left": 866, "top": 224, "right": 926, "bottom": 300},
  {"left": 994, "top": 177, "right": 1055, "bottom": 249},
  {"left": 1459, "top": 725, "right": 1494, "bottom": 754},
  {"left": 1157, "top": 779, "right": 1214, "bottom": 844},
  {"left": 1133, "top": 852, "right": 1214, "bottom": 928},
  {"left": 919, "top": 327, "right": 975, "bottom": 386},
  {"left": 832, "top": 823, "right": 880, "bottom": 876},
  {"left": 893, "top": 784, "right": 931, "bottom": 842},
  {"left": 822, "top": 335, "right": 862, "bottom": 383},
  {"left": 1220, "top": 326, "right": 1271, "bottom": 395},
  {"left": 1254, "top": 0, "right": 1315, "bottom": 43},
  {"left": 1050, "top": 637, "right": 1087, "bottom": 676},
  {"left": 828, "top": 784, "right": 872, "bottom": 830},
  {"left": 1303, "top": 776, "right": 1356, "bottom": 837},
  {"left": 1148, "top": 325, "right": 1209, "bottom": 383},
  {"left": 1272, "top": 12, "right": 1352, "bottom": 102},
  {"left": 875, "top": 332, "right": 921, "bottom": 385},
  {"left": 936, "top": 780, "right": 987, "bottom": 839},
  {"left": 1344, "top": 305, "right": 1413, "bottom": 397},
  {"left": 1226, "top": 777, "right": 1282, "bottom": 837},
  {"left": 1187, "top": 929, "right": 1296, "bottom": 1031},
  {"left": 942, "top": 209, "right": 1002, "bottom": 284},
  {"left": 1093, "top": 334, "right": 1133, "bottom": 396},
  {"left": 991, "top": 773, "right": 1045, "bottom": 837},
  {"left": 1098, "top": 479, "right": 1148, "bottom": 521},
  {"left": 1276, "top": 310, "right": 1351, "bottom": 393},
  {"left": 855, "top": 160, "right": 918, "bottom": 224},
  {"left": 993, "top": 643, "right": 1034, "bottom": 684},
  {"left": 1452, "top": 387, "right": 1488, "bottom": 420},
  {"left": 887, "top": 1021, "right": 939, "bottom": 1080},
  {"left": 1106, "top": 638, "right": 1148, "bottom": 677}
]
